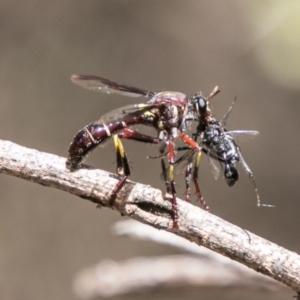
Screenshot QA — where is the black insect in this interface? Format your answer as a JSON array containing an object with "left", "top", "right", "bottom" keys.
[
  {"left": 66, "top": 75, "right": 206, "bottom": 228},
  {"left": 174, "top": 90, "right": 273, "bottom": 208}
]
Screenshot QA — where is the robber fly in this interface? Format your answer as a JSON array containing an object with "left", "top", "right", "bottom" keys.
[{"left": 66, "top": 74, "right": 208, "bottom": 228}]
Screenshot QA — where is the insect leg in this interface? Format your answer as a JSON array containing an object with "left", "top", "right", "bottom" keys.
[
  {"left": 237, "top": 147, "right": 274, "bottom": 208},
  {"left": 67, "top": 122, "right": 161, "bottom": 207},
  {"left": 117, "top": 128, "right": 160, "bottom": 144},
  {"left": 159, "top": 142, "right": 171, "bottom": 195},
  {"left": 184, "top": 151, "right": 195, "bottom": 202},
  {"left": 110, "top": 128, "right": 161, "bottom": 206},
  {"left": 167, "top": 139, "right": 179, "bottom": 228},
  {"left": 185, "top": 133, "right": 200, "bottom": 202},
  {"left": 178, "top": 132, "right": 210, "bottom": 211},
  {"left": 221, "top": 96, "right": 237, "bottom": 126},
  {"left": 116, "top": 126, "right": 160, "bottom": 191},
  {"left": 113, "top": 134, "right": 130, "bottom": 177},
  {"left": 192, "top": 151, "right": 210, "bottom": 211},
  {"left": 148, "top": 144, "right": 194, "bottom": 204},
  {"left": 109, "top": 134, "right": 130, "bottom": 206}
]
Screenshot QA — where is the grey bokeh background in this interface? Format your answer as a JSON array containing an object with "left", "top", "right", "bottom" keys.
[{"left": 0, "top": 1, "right": 299, "bottom": 299}]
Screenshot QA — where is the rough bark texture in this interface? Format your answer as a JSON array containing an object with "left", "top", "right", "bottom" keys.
[{"left": 0, "top": 139, "right": 299, "bottom": 295}]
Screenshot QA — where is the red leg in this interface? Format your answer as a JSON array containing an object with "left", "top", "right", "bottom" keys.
[
  {"left": 109, "top": 176, "right": 128, "bottom": 206},
  {"left": 178, "top": 132, "right": 210, "bottom": 211},
  {"left": 192, "top": 151, "right": 210, "bottom": 211},
  {"left": 178, "top": 132, "right": 201, "bottom": 151},
  {"left": 118, "top": 128, "right": 160, "bottom": 144},
  {"left": 167, "top": 139, "right": 179, "bottom": 228}
]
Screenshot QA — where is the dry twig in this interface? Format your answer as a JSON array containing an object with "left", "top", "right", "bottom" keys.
[{"left": 0, "top": 139, "right": 299, "bottom": 296}]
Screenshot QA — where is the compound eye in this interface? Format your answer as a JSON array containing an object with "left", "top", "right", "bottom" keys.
[
  {"left": 224, "top": 165, "right": 239, "bottom": 187},
  {"left": 193, "top": 96, "right": 207, "bottom": 115}
]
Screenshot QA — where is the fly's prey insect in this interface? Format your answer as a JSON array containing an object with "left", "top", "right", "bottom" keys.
[
  {"left": 66, "top": 74, "right": 267, "bottom": 228},
  {"left": 172, "top": 91, "right": 273, "bottom": 209}
]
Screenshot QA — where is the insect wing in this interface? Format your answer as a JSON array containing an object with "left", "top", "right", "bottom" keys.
[
  {"left": 174, "top": 149, "right": 195, "bottom": 175},
  {"left": 227, "top": 130, "right": 259, "bottom": 142},
  {"left": 174, "top": 147, "right": 221, "bottom": 180},
  {"left": 71, "top": 74, "right": 156, "bottom": 98},
  {"left": 99, "top": 103, "right": 154, "bottom": 123},
  {"left": 207, "top": 153, "right": 221, "bottom": 180}
]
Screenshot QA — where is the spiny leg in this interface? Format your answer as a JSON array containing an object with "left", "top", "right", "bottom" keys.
[
  {"left": 192, "top": 151, "right": 210, "bottom": 211},
  {"left": 168, "top": 145, "right": 196, "bottom": 202},
  {"left": 184, "top": 151, "right": 195, "bottom": 202},
  {"left": 178, "top": 132, "right": 210, "bottom": 211},
  {"left": 159, "top": 142, "right": 171, "bottom": 195},
  {"left": 151, "top": 145, "right": 194, "bottom": 203},
  {"left": 168, "top": 132, "right": 200, "bottom": 203},
  {"left": 185, "top": 159, "right": 193, "bottom": 202},
  {"left": 109, "top": 128, "right": 160, "bottom": 206},
  {"left": 184, "top": 132, "right": 200, "bottom": 202},
  {"left": 118, "top": 127, "right": 160, "bottom": 144},
  {"left": 167, "top": 139, "right": 179, "bottom": 228},
  {"left": 109, "top": 135, "right": 130, "bottom": 206},
  {"left": 237, "top": 147, "right": 275, "bottom": 208},
  {"left": 221, "top": 96, "right": 237, "bottom": 126},
  {"left": 148, "top": 142, "right": 177, "bottom": 224}
]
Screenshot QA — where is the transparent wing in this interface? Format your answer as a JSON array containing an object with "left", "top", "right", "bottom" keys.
[
  {"left": 99, "top": 103, "right": 155, "bottom": 123},
  {"left": 174, "top": 149, "right": 196, "bottom": 176},
  {"left": 71, "top": 74, "right": 156, "bottom": 98},
  {"left": 174, "top": 147, "right": 221, "bottom": 180},
  {"left": 207, "top": 153, "right": 221, "bottom": 180},
  {"left": 226, "top": 130, "right": 259, "bottom": 142}
]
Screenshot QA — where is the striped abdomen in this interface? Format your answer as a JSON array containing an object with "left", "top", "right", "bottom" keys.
[{"left": 66, "top": 121, "right": 126, "bottom": 170}]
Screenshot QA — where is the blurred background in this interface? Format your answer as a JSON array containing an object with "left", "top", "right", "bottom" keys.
[{"left": 0, "top": 0, "right": 299, "bottom": 299}]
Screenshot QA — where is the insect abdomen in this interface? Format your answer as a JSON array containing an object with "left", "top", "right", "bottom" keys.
[{"left": 66, "top": 121, "right": 125, "bottom": 170}]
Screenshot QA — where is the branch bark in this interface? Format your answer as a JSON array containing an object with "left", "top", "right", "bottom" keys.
[{"left": 0, "top": 139, "right": 299, "bottom": 295}]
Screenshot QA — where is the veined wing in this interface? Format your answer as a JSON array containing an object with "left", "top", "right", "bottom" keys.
[
  {"left": 174, "top": 148, "right": 195, "bottom": 175},
  {"left": 99, "top": 103, "right": 155, "bottom": 123},
  {"left": 174, "top": 147, "right": 221, "bottom": 180},
  {"left": 71, "top": 74, "right": 156, "bottom": 98},
  {"left": 206, "top": 152, "right": 221, "bottom": 180},
  {"left": 227, "top": 130, "right": 259, "bottom": 142}
]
